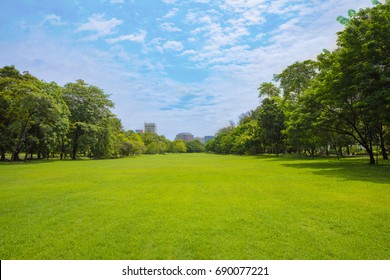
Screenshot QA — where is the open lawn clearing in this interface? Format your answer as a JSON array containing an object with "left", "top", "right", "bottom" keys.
[{"left": 0, "top": 154, "right": 389, "bottom": 259}]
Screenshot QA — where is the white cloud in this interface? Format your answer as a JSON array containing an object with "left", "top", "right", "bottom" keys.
[
  {"left": 180, "top": 49, "right": 198, "bottom": 56},
  {"left": 163, "top": 41, "right": 184, "bottom": 51},
  {"left": 1, "top": 0, "right": 373, "bottom": 139},
  {"left": 76, "top": 13, "right": 123, "bottom": 40},
  {"left": 163, "top": 8, "right": 179, "bottom": 18},
  {"left": 219, "top": 0, "right": 267, "bottom": 25},
  {"left": 106, "top": 30, "right": 147, "bottom": 44},
  {"left": 277, "top": 18, "right": 300, "bottom": 32},
  {"left": 110, "top": 0, "right": 124, "bottom": 3},
  {"left": 43, "top": 14, "right": 67, "bottom": 26},
  {"left": 160, "top": 22, "right": 182, "bottom": 32},
  {"left": 162, "top": 0, "right": 176, "bottom": 4}
]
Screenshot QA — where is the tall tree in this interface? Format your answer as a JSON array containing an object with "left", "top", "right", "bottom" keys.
[
  {"left": 257, "top": 98, "right": 285, "bottom": 154},
  {"left": 258, "top": 82, "right": 281, "bottom": 100},
  {"left": 273, "top": 60, "right": 317, "bottom": 103},
  {"left": 312, "top": 3, "right": 390, "bottom": 164},
  {"left": 63, "top": 80, "right": 113, "bottom": 160},
  {"left": 0, "top": 67, "right": 69, "bottom": 161}
]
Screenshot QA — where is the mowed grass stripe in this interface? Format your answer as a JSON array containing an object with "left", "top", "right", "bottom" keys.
[{"left": 0, "top": 154, "right": 389, "bottom": 259}]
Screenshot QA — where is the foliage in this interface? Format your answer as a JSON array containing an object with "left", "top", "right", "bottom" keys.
[
  {"left": 209, "top": 2, "right": 389, "bottom": 164},
  {"left": 168, "top": 140, "right": 187, "bottom": 153},
  {"left": 0, "top": 67, "right": 70, "bottom": 161},
  {"left": 63, "top": 80, "right": 114, "bottom": 160},
  {"left": 141, "top": 132, "right": 169, "bottom": 154},
  {"left": 185, "top": 140, "right": 205, "bottom": 153}
]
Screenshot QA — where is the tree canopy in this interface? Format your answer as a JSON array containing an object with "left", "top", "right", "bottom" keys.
[
  {"left": 0, "top": 67, "right": 206, "bottom": 161},
  {"left": 208, "top": 2, "right": 389, "bottom": 164}
]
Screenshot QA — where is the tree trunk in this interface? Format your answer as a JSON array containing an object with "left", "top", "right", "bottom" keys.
[
  {"left": 60, "top": 136, "right": 65, "bottom": 160},
  {"left": 11, "top": 151, "right": 20, "bottom": 161},
  {"left": 0, "top": 152, "right": 5, "bottom": 161},
  {"left": 72, "top": 141, "right": 79, "bottom": 160},
  {"left": 379, "top": 126, "right": 388, "bottom": 160},
  {"left": 368, "top": 139, "right": 376, "bottom": 165},
  {"left": 71, "top": 127, "right": 81, "bottom": 160},
  {"left": 24, "top": 151, "right": 29, "bottom": 161},
  {"left": 368, "top": 149, "right": 376, "bottom": 165},
  {"left": 338, "top": 145, "right": 343, "bottom": 157}
]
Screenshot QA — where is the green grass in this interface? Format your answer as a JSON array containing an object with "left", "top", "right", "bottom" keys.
[{"left": 0, "top": 154, "right": 389, "bottom": 260}]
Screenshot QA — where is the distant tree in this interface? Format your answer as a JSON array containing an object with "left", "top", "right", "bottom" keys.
[
  {"left": 141, "top": 132, "right": 169, "bottom": 154},
  {"left": 257, "top": 98, "right": 285, "bottom": 154},
  {"left": 205, "top": 126, "right": 235, "bottom": 154},
  {"left": 123, "top": 131, "right": 145, "bottom": 156},
  {"left": 231, "top": 119, "right": 262, "bottom": 155},
  {"left": 186, "top": 140, "right": 205, "bottom": 153},
  {"left": 168, "top": 140, "right": 187, "bottom": 153}
]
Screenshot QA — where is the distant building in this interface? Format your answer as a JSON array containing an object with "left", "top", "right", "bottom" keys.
[
  {"left": 144, "top": 123, "right": 157, "bottom": 134},
  {"left": 204, "top": 136, "right": 214, "bottom": 144},
  {"left": 175, "top": 132, "right": 194, "bottom": 142},
  {"left": 135, "top": 129, "right": 143, "bottom": 133}
]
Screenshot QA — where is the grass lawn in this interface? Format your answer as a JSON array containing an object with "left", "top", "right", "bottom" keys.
[{"left": 0, "top": 153, "right": 389, "bottom": 260}]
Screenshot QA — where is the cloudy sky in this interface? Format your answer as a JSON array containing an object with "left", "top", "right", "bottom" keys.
[{"left": 0, "top": 0, "right": 372, "bottom": 139}]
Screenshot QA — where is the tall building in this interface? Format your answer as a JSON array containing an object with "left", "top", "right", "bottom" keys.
[
  {"left": 144, "top": 123, "right": 157, "bottom": 134},
  {"left": 175, "top": 132, "right": 194, "bottom": 142}
]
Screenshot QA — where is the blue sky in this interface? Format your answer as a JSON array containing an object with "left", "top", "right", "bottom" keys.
[{"left": 0, "top": 0, "right": 372, "bottom": 139}]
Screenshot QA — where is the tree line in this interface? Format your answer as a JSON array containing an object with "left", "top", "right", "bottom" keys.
[
  {"left": 206, "top": 2, "right": 390, "bottom": 164},
  {"left": 0, "top": 67, "right": 204, "bottom": 161}
]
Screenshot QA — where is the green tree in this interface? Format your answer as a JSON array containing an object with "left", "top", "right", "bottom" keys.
[
  {"left": 0, "top": 67, "right": 69, "bottom": 161},
  {"left": 186, "top": 139, "right": 205, "bottom": 153},
  {"left": 121, "top": 131, "right": 145, "bottom": 156},
  {"left": 63, "top": 80, "right": 114, "bottom": 160},
  {"left": 258, "top": 82, "right": 281, "bottom": 100},
  {"left": 168, "top": 140, "right": 187, "bottom": 153},
  {"left": 0, "top": 66, "right": 23, "bottom": 160},
  {"left": 312, "top": 3, "right": 390, "bottom": 164},
  {"left": 257, "top": 98, "right": 285, "bottom": 154},
  {"left": 273, "top": 60, "right": 317, "bottom": 103},
  {"left": 205, "top": 126, "right": 235, "bottom": 154},
  {"left": 141, "top": 132, "right": 169, "bottom": 154}
]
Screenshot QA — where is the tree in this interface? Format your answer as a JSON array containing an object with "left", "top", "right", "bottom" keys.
[
  {"left": 186, "top": 140, "right": 205, "bottom": 153},
  {"left": 284, "top": 88, "right": 331, "bottom": 156},
  {"left": 311, "top": 3, "right": 390, "bottom": 164},
  {"left": 231, "top": 119, "right": 262, "bottom": 155},
  {"left": 273, "top": 60, "right": 317, "bottom": 103},
  {"left": 0, "top": 67, "right": 69, "bottom": 161},
  {"left": 258, "top": 82, "right": 281, "bottom": 100},
  {"left": 121, "top": 131, "right": 145, "bottom": 156},
  {"left": 257, "top": 98, "right": 285, "bottom": 154},
  {"left": 63, "top": 80, "right": 114, "bottom": 159},
  {"left": 168, "top": 140, "right": 187, "bottom": 153},
  {"left": 205, "top": 126, "right": 235, "bottom": 154},
  {"left": 0, "top": 66, "right": 23, "bottom": 160},
  {"left": 141, "top": 132, "right": 169, "bottom": 154}
]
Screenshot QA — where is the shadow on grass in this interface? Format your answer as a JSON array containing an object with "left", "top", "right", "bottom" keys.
[{"left": 274, "top": 156, "right": 390, "bottom": 185}]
